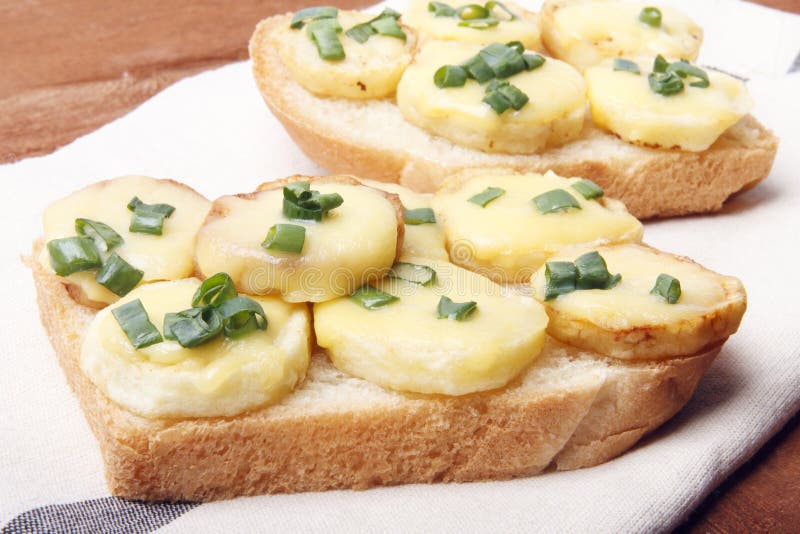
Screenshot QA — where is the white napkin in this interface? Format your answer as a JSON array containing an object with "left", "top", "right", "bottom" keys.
[{"left": 1, "top": 1, "right": 799, "bottom": 532}]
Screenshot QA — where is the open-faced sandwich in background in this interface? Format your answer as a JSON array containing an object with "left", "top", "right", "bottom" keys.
[
  {"left": 30, "top": 172, "right": 746, "bottom": 500},
  {"left": 249, "top": 1, "right": 778, "bottom": 219}
]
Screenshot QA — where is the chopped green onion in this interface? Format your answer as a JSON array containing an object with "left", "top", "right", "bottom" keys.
[
  {"left": 572, "top": 179, "right": 604, "bottom": 200},
  {"left": 468, "top": 186, "right": 506, "bottom": 207},
  {"left": 434, "top": 65, "right": 468, "bottom": 88},
  {"left": 285, "top": 180, "right": 311, "bottom": 197},
  {"left": 651, "top": 273, "right": 681, "bottom": 304},
  {"left": 483, "top": 80, "right": 529, "bottom": 113},
  {"left": 437, "top": 295, "right": 477, "bottom": 321},
  {"left": 127, "top": 196, "right": 175, "bottom": 236},
  {"left": 479, "top": 43, "right": 525, "bottom": 78},
  {"left": 216, "top": 296, "right": 268, "bottom": 338},
  {"left": 457, "top": 4, "right": 490, "bottom": 20},
  {"left": 350, "top": 284, "right": 399, "bottom": 309},
  {"left": 75, "top": 218, "right": 123, "bottom": 252},
  {"left": 648, "top": 71, "right": 684, "bottom": 96},
  {"left": 192, "top": 272, "right": 237, "bottom": 307},
  {"left": 345, "top": 22, "right": 375, "bottom": 43},
  {"left": 346, "top": 8, "right": 405, "bottom": 43},
  {"left": 283, "top": 182, "right": 343, "bottom": 221},
  {"left": 574, "top": 251, "right": 619, "bottom": 290},
  {"left": 458, "top": 17, "right": 500, "bottom": 28},
  {"left": 506, "top": 40, "right": 524, "bottom": 54},
  {"left": 667, "top": 59, "right": 709, "bottom": 88},
  {"left": 544, "top": 261, "right": 577, "bottom": 300},
  {"left": 307, "top": 18, "right": 345, "bottom": 61},
  {"left": 532, "top": 189, "right": 581, "bottom": 214},
  {"left": 290, "top": 6, "right": 338, "bottom": 29},
  {"left": 522, "top": 53, "right": 545, "bottom": 70},
  {"left": 428, "top": 1, "right": 456, "bottom": 16},
  {"left": 403, "top": 206, "right": 436, "bottom": 225},
  {"left": 95, "top": 253, "right": 144, "bottom": 297},
  {"left": 163, "top": 306, "right": 222, "bottom": 348},
  {"left": 613, "top": 58, "right": 640, "bottom": 75},
  {"left": 486, "top": 1, "right": 517, "bottom": 20},
  {"left": 389, "top": 262, "right": 437, "bottom": 286},
  {"left": 370, "top": 16, "right": 406, "bottom": 41},
  {"left": 461, "top": 54, "right": 495, "bottom": 83},
  {"left": 639, "top": 6, "right": 662, "bottom": 28},
  {"left": 47, "top": 236, "right": 101, "bottom": 276},
  {"left": 112, "top": 299, "right": 163, "bottom": 349},
  {"left": 483, "top": 90, "right": 511, "bottom": 114},
  {"left": 262, "top": 223, "right": 306, "bottom": 254},
  {"left": 127, "top": 197, "right": 175, "bottom": 217},
  {"left": 653, "top": 54, "right": 669, "bottom": 73}
]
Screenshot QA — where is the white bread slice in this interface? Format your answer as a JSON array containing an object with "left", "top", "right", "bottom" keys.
[
  {"left": 249, "top": 14, "right": 779, "bottom": 220},
  {"left": 30, "top": 245, "right": 720, "bottom": 501}
]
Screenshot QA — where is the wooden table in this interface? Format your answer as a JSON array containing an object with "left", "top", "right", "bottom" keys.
[{"left": 3, "top": 1, "right": 798, "bottom": 531}]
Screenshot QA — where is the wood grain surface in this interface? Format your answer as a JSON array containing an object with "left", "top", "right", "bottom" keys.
[{"left": 3, "top": 0, "right": 799, "bottom": 531}]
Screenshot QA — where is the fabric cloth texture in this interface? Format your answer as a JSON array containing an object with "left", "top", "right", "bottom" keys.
[{"left": 2, "top": 0, "right": 800, "bottom": 532}]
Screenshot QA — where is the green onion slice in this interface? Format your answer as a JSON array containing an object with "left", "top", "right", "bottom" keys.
[
  {"left": 403, "top": 206, "right": 436, "bottom": 225},
  {"left": 437, "top": 295, "right": 478, "bottom": 321},
  {"left": 653, "top": 54, "right": 670, "bottom": 73},
  {"left": 350, "top": 284, "right": 399, "bottom": 310},
  {"left": 651, "top": 273, "right": 681, "bottom": 304},
  {"left": 192, "top": 272, "right": 237, "bottom": 307},
  {"left": 348, "top": 9, "right": 406, "bottom": 43},
  {"left": 648, "top": 71, "right": 684, "bottom": 96},
  {"left": 389, "top": 262, "right": 437, "bottom": 286},
  {"left": 428, "top": 1, "right": 456, "bottom": 16},
  {"left": 434, "top": 65, "right": 468, "bottom": 88},
  {"left": 532, "top": 189, "right": 581, "bottom": 214},
  {"left": 639, "top": 6, "right": 662, "bottom": 28},
  {"left": 613, "top": 58, "right": 640, "bottom": 75},
  {"left": 483, "top": 80, "right": 529, "bottom": 113},
  {"left": 506, "top": 40, "right": 524, "bottom": 54},
  {"left": 95, "top": 253, "right": 144, "bottom": 297},
  {"left": 216, "top": 296, "right": 268, "bottom": 338},
  {"left": 127, "top": 196, "right": 176, "bottom": 236},
  {"left": 163, "top": 306, "right": 223, "bottom": 348},
  {"left": 457, "top": 4, "right": 490, "bottom": 20},
  {"left": 47, "top": 236, "right": 101, "bottom": 276},
  {"left": 290, "top": 6, "right": 338, "bottom": 29},
  {"left": 523, "top": 53, "right": 545, "bottom": 70},
  {"left": 572, "top": 179, "right": 604, "bottom": 200},
  {"left": 345, "top": 22, "right": 375, "bottom": 43},
  {"left": 370, "top": 15, "right": 406, "bottom": 41},
  {"left": 544, "top": 261, "right": 577, "bottom": 301},
  {"left": 112, "top": 299, "right": 163, "bottom": 349},
  {"left": 487, "top": 1, "right": 517, "bottom": 20},
  {"left": 667, "top": 59, "right": 710, "bottom": 88},
  {"left": 468, "top": 186, "right": 506, "bottom": 207},
  {"left": 479, "top": 42, "right": 525, "bottom": 78},
  {"left": 307, "top": 18, "right": 345, "bottom": 61},
  {"left": 461, "top": 54, "right": 495, "bottom": 83},
  {"left": 75, "top": 218, "right": 123, "bottom": 252},
  {"left": 574, "top": 251, "right": 620, "bottom": 290},
  {"left": 283, "top": 182, "right": 344, "bottom": 221},
  {"left": 262, "top": 223, "right": 306, "bottom": 254}
]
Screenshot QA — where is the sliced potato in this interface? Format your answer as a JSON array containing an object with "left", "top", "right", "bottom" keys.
[
  {"left": 81, "top": 278, "right": 311, "bottom": 418},
  {"left": 396, "top": 40, "right": 586, "bottom": 154},
  {"left": 41, "top": 175, "right": 211, "bottom": 307},
  {"left": 541, "top": 0, "right": 702, "bottom": 71},
  {"left": 530, "top": 243, "right": 746, "bottom": 360},
  {"left": 195, "top": 176, "right": 402, "bottom": 303},
  {"left": 314, "top": 257, "right": 549, "bottom": 395},
  {"left": 432, "top": 170, "right": 643, "bottom": 282}
]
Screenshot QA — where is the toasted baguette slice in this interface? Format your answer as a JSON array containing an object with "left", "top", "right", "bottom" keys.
[
  {"left": 250, "top": 15, "right": 779, "bottom": 220},
  {"left": 31, "top": 246, "right": 719, "bottom": 501}
]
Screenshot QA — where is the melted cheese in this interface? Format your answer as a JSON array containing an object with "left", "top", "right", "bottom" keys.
[
  {"left": 402, "top": 0, "right": 543, "bottom": 50},
  {"left": 41, "top": 175, "right": 211, "bottom": 305},
  {"left": 314, "top": 258, "right": 548, "bottom": 395},
  {"left": 542, "top": 0, "right": 702, "bottom": 71},
  {"left": 432, "top": 171, "right": 643, "bottom": 281},
  {"left": 80, "top": 279, "right": 311, "bottom": 418},
  {"left": 195, "top": 183, "right": 399, "bottom": 302},
  {"left": 397, "top": 40, "right": 586, "bottom": 154},
  {"left": 275, "top": 10, "right": 414, "bottom": 99},
  {"left": 585, "top": 57, "right": 752, "bottom": 151}
]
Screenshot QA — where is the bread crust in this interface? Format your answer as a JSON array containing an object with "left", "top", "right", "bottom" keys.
[
  {"left": 30, "top": 243, "right": 720, "bottom": 501},
  {"left": 250, "top": 15, "right": 779, "bottom": 220}
]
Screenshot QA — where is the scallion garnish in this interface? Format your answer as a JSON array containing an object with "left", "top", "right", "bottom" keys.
[
  {"left": 613, "top": 58, "right": 640, "bottom": 75},
  {"left": 483, "top": 80, "right": 529, "bottom": 114},
  {"left": 468, "top": 186, "right": 505, "bottom": 207},
  {"left": 434, "top": 65, "right": 469, "bottom": 88},
  {"left": 163, "top": 306, "right": 223, "bottom": 348},
  {"left": 403, "top": 206, "right": 436, "bottom": 225},
  {"left": 112, "top": 299, "right": 163, "bottom": 349},
  {"left": 47, "top": 236, "right": 102, "bottom": 276},
  {"left": 648, "top": 56, "right": 709, "bottom": 95},
  {"left": 75, "top": 218, "right": 123, "bottom": 252},
  {"left": 262, "top": 223, "right": 306, "bottom": 254},
  {"left": 574, "top": 251, "right": 620, "bottom": 290},
  {"left": 345, "top": 22, "right": 376, "bottom": 43},
  {"left": 653, "top": 54, "right": 669, "bottom": 73},
  {"left": 479, "top": 42, "right": 525, "bottom": 79},
  {"left": 350, "top": 284, "right": 399, "bottom": 309},
  {"left": 638, "top": 6, "right": 662, "bottom": 28},
  {"left": 506, "top": 40, "right": 524, "bottom": 54},
  {"left": 346, "top": 8, "right": 405, "bottom": 43},
  {"left": 370, "top": 14, "right": 406, "bottom": 40},
  {"left": 429, "top": 1, "right": 456, "bottom": 17},
  {"left": 192, "top": 272, "right": 237, "bottom": 307},
  {"left": 544, "top": 261, "right": 577, "bottom": 300},
  {"left": 95, "top": 252, "right": 144, "bottom": 297},
  {"left": 307, "top": 18, "right": 345, "bottom": 61},
  {"left": 437, "top": 296, "right": 478, "bottom": 321},
  {"left": 572, "top": 179, "right": 604, "bottom": 200},
  {"left": 651, "top": 273, "right": 681, "bottom": 304},
  {"left": 282, "top": 181, "right": 343, "bottom": 221},
  {"left": 389, "top": 262, "right": 437, "bottom": 286},
  {"left": 522, "top": 53, "right": 545, "bottom": 70},
  {"left": 216, "top": 296, "right": 268, "bottom": 338},
  {"left": 666, "top": 59, "right": 710, "bottom": 88},
  {"left": 127, "top": 196, "right": 176, "bottom": 236},
  {"left": 461, "top": 54, "right": 494, "bottom": 83},
  {"left": 532, "top": 189, "right": 581, "bottom": 214},
  {"left": 290, "top": 6, "right": 338, "bottom": 29},
  {"left": 457, "top": 4, "right": 490, "bottom": 20},
  {"left": 648, "top": 71, "right": 684, "bottom": 96}
]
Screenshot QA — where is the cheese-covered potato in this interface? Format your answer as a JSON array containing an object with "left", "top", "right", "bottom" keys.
[
  {"left": 530, "top": 244, "right": 746, "bottom": 360},
  {"left": 314, "top": 258, "right": 548, "bottom": 395},
  {"left": 41, "top": 175, "right": 211, "bottom": 307},
  {"left": 275, "top": 10, "right": 414, "bottom": 99},
  {"left": 402, "top": 0, "right": 543, "bottom": 51},
  {"left": 81, "top": 279, "right": 311, "bottom": 418},
  {"left": 359, "top": 179, "right": 448, "bottom": 260},
  {"left": 432, "top": 170, "right": 643, "bottom": 282},
  {"left": 541, "top": 0, "right": 702, "bottom": 71},
  {"left": 195, "top": 177, "right": 402, "bottom": 303},
  {"left": 397, "top": 40, "right": 586, "bottom": 154},
  {"left": 585, "top": 57, "right": 753, "bottom": 151}
]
